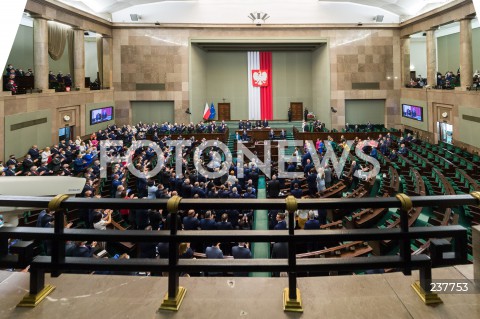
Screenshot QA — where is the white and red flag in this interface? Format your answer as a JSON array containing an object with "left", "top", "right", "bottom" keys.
[{"left": 247, "top": 52, "right": 272, "bottom": 120}]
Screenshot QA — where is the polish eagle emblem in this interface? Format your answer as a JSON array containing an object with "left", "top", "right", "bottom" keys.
[{"left": 252, "top": 70, "right": 268, "bottom": 86}]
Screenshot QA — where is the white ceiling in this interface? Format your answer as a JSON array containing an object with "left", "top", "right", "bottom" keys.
[{"left": 54, "top": 0, "right": 456, "bottom": 24}]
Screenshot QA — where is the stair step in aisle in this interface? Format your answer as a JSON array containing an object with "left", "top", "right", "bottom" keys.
[{"left": 251, "top": 176, "right": 270, "bottom": 277}]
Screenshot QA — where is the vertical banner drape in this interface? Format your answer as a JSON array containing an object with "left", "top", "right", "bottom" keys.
[
  {"left": 47, "top": 21, "right": 69, "bottom": 61},
  {"left": 248, "top": 51, "right": 272, "bottom": 120},
  {"left": 259, "top": 52, "right": 273, "bottom": 120},
  {"left": 67, "top": 29, "right": 74, "bottom": 78},
  {"left": 97, "top": 36, "right": 104, "bottom": 86},
  {"left": 247, "top": 52, "right": 261, "bottom": 120}
]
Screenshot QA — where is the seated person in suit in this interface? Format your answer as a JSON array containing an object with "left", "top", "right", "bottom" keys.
[
  {"left": 274, "top": 213, "right": 287, "bottom": 230},
  {"left": 5, "top": 64, "right": 15, "bottom": 76},
  {"left": 205, "top": 243, "right": 224, "bottom": 276},
  {"left": 267, "top": 175, "right": 281, "bottom": 198},
  {"left": 241, "top": 129, "right": 249, "bottom": 141},
  {"left": 263, "top": 119, "right": 269, "bottom": 128},
  {"left": 6, "top": 79, "right": 17, "bottom": 94},
  {"left": 232, "top": 242, "right": 252, "bottom": 276},
  {"left": 398, "top": 143, "right": 408, "bottom": 155},
  {"left": 56, "top": 71, "right": 64, "bottom": 84},
  {"left": 291, "top": 183, "right": 303, "bottom": 198},
  {"left": 71, "top": 241, "right": 97, "bottom": 257},
  {"left": 279, "top": 129, "right": 287, "bottom": 139},
  {"left": 389, "top": 149, "right": 398, "bottom": 161},
  {"left": 302, "top": 121, "right": 308, "bottom": 132},
  {"left": 269, "top": 129, "right": 275, "bottom": 140}
]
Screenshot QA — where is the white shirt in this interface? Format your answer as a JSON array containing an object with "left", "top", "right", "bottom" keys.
[
  {"left": 94, "top": 220, "right": 107, "bottom": 230},
  {"left": 41, "top": 151, "right": 51, "bottom": 162}
]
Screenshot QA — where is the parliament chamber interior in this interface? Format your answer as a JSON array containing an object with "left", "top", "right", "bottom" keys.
[{"left": 0, "top": 0, "right": 480, "bottom": 318}]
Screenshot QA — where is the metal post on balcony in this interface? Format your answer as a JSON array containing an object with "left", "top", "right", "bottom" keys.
[
  {"left": 159, "top": 195, "right": 186, "bottom": 311},
  {"left": 0, "top": 235, "right": 8, "bottom": 258},
  {"left": 17, "top": 194, "right": 69, "bottom": 307},
  {"left": 283, "top": 196, "right": 303, "bottom": 312},
  {"left": 51, "top": 208, "right": 67, "bottom": 278},
  {"left": 396, "top": 193, "right": 412, "bottom": 276}
]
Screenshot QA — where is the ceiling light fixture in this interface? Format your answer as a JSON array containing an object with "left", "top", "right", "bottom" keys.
[
  {"left": 130, "top": 14, "right": 140, "bottom": 22},
  {"left": 248, "top": 12, "right": 269, "bottom": 26}
]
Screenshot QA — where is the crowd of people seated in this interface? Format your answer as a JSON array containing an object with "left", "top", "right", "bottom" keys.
[
  {"left": 406, "top": 70, "right": 480, "bottom": 90},
  {"left": 1, "top": 120, "right": 256, "bottom": 264},
  {"left": 302, "top": 120, "right": 326, "bottom": 132},
  {"left": 274, "top": 131, "right": 414, "bottom": 201},
  {"left": 406, "top": 75, "right": 427, "bottom": 88},
  {"left": 235, "top": 128, "right": 286, "bottom": 141},
  {"left": 1, "top": 118, "right": 417, "bottom": 276},
  {"left": 48, "top": 70, "right": 73, "bottom": 90},
  {"left": 151, "top": 120, "right": 228, "bottom": 134},
  {"left": 237, "top": 119, "right": 270, "bottom": 130},
  {"left": 343, "top": 122, "right": 381, "bottom": 133},
  {"left": 3, "top": 63, "right": 34, "bottom": 94}
]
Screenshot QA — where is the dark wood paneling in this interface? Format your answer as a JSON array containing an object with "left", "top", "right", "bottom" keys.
[
  {"left": 218, "top": 103, "right": 231, "bottom": 121},
  {"left": 290, "top": 102, "right": 303, "bottom": 121}
]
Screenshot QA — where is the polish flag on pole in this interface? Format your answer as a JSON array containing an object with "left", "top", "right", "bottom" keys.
[{"left": 202, "top": 102, "right": 211, "bottom": 120}]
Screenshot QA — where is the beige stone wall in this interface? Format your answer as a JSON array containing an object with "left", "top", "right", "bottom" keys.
[
  {"left": 0, "top": 89, "right": 114, "bottom": 161},
  {"left": 1, "top": 0, "right": 478, "bottom": 162},
  {"left": 26, "top": 0, "right": 112, "bottom": 36},
  {"left": 112, "top": 27, "right": 402, "bottom": 130},
  {"left": 401, "top": 88, "right": 480, "bottom": 154}
]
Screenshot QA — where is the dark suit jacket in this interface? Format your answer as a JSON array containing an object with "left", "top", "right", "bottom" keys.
[
  {"left": 205, "top": 246, "right": 224, "bottom": 259},
  {"left": 183, "top": 216, "right": 200, "bottom": 230},
  {"left": 304, "top": 219, "right": 320, "bottom": 230},
  {"left": 267, "top": 180, "right": 280, "bottom": 198},
  {"left": 271, "top": 242, "right": 288, "bottom": 259},
  {"left": 71, "top": 245, "right": 95, "bottom": 257},
  {"left": 274, "top": 220, "right": 287, "bottom": 230},
  {"left": 200, "top": 219, "right": 217, "bottom": 230},
  {"left": 232, "top": 245, "right": 252, "bottom": 276},
  {"left": 232, "top": 246, "right": 251, "bottom": 259},
  {"left": 216, "top": 221, "right": 233, "bottom": 230},
  {"left": 291, "top": 188, "right": 303, "bottom": 198},
  {"left": 138, "top": 242, "right": 158, "bottom": 258}
]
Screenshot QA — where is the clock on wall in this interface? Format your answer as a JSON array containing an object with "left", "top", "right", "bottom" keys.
[
  {"left": 441, "top": 112, "right": 448, "bottom": 118},
  {"left": 63, "top": 115, "right": 71, "bottom": 122}
]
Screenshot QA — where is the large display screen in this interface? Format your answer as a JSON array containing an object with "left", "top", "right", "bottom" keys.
[
  {"left": 402, "top": 104, "right": 423, "bottom": 122},
  {"left": 90, "top": 107, "right": 113, "bottom": 125}
]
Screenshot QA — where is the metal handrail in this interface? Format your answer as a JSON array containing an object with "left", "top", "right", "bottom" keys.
[
  {"left": 0, "top": 193, "right": 477, "bottom": 210},
  {"left": 0, "top": 193, "right": 476, "bottom": 310}
]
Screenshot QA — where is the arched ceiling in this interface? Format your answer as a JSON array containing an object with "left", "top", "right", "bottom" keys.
[{"left": 54, "top": 0, "right": 456, "bottom": 24}]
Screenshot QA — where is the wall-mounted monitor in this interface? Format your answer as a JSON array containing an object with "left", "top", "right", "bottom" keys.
[
  {"left": 402, "top": 104, "right": 423, "bottom": 122},
  {"left": 90, "top": 106, "right": 113, "bottom": 125}
]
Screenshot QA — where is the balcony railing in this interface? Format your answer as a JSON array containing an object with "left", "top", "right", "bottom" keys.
[{"left": 0, "top": 193, "right": 477, "bottom": 311}]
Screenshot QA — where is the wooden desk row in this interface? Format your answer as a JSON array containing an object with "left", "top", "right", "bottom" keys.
[
  {"left": 145, "top": 129, "right": 229, "bottom": 143},
  {"left": 235, "top": 129, "right": 285, "bottom": 141},
  {"left": 293, "top": 127, "right": 402, "bottom": 142}
]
